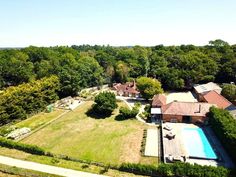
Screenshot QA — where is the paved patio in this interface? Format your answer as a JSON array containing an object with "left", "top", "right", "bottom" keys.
[
  {"left": 144, "top": 128, "right": 159, "bottom": 157},
  {"left": 165, "top": 91, "right": 197, "bottom": 104},
  {"left": 162, "top": 123, "right": 191, "bottom": 163}
]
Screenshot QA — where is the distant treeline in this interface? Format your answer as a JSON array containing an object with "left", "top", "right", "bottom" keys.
[{"left": 0, "top": 39, "right": 235, "bottom": 97}]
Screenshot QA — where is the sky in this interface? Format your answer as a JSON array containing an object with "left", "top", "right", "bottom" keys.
[{"left": 0, "top": 0, "right": 236, "bottom": 47}]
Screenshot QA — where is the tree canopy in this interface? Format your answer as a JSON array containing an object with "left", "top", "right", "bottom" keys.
[
  {"left": 92, "top": 92, "right": 118, "bottom": 117},
  {"left": 221, "top": 84, "right": 236, "bottom": 102},
  {"left": 0, "top": 39, "right": 235, "bottom": 96},
  {"left": 0, "top": 76, "right": 59, "bottom": 125},
  {"left": 136, "top": 77, "right": 163, "bottom": 99}
]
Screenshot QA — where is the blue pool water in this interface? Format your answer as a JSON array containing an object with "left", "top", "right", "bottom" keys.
[{"left": 182, "top": 128, "right": 217, "bottom": 160}]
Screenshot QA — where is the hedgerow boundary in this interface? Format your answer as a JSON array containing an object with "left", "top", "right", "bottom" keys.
[{"left": 0, "top": 137, "right": 235, "bottom": 177}]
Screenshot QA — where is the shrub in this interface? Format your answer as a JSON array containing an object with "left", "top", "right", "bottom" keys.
[
  {"left": 118, "top": 106, "right": 139, "bottom": 120},
  {"left": 134, "top": 102, "right": 141, "bottom": 108},
  {"left": 208, "top": 107, "right": 236, "bottom": 164}
]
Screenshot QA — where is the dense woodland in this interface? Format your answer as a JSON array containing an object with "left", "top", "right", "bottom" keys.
[
  {"left": 0, "top": 76, "right": 59, "bottom": 125},
  {"left": 0, "top": 39, "right": 235, "bottom": 97}
]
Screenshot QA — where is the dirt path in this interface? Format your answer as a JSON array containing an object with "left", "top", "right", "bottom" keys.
[{"left": 0, "top": 155, "right": 107, "bottom": 177}]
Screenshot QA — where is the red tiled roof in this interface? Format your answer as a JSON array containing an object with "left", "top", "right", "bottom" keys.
[
  {"left": 162, "top": 102, "right": 213, "bottom": 117},
  {"left": 113, "top": 82, "right": 140, "bottom": 94},
  {"left": 152, "top": 94, "right": 166, "bottom": 107},
  {"left": 202, "top": 90, "right": 232, "bottom": 109}
]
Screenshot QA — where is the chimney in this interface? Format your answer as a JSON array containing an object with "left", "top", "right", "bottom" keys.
[
  {"left": 194, "top": 104, "right": 201, "bottom": 113},
  {"left": 198, "top": 104, "right": 201, "bottom": 113},
  {"left": 132, "top": 79, "right": 136, "bottom": 89}
]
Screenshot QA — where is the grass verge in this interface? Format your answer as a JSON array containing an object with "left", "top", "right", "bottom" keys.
[{"left": 0, "top": 163, "right": 61, "bottom": 177}]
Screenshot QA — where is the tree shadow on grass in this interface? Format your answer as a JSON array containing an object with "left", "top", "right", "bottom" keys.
[
  {"left": 115, "top": 114, "right": 126, "bottom": 121},
  {"left": 115, "top": 114, "right": 135, "bottom": 121},
  {"left": 86, "top": 108, "right": 111, "bottom": 119}
]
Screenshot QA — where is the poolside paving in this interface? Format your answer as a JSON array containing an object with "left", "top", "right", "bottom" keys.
[
  {"left": 204, "top": 127, "right": 234, "bottom": 168},
  {"left": 144, "top": 129, "right": 159, "bottom": 157},
  {"left": 162, "top": 123, "right": 235, "bottom": 167},
  {"left": 162, "top": 123, "right": 190, "bottom": 162}
]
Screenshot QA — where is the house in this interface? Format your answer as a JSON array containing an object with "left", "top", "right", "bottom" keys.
[
  {"left": 151, "top": 94, "right": 214, "bottom": 123},
  {"left": 151, "top": 94, "right": 166, "bottom": 120},
  {"left": 200, "top": 90, "right": 233, "bottom": 109},
  {"left": 152, "top": 94, "right": 166, "bottom": 107},
  {"left": 194, "top": 82, "right": 222, "bottom": 100},
  {"left": 161, "top": 102, "right": 213, "bottom": 123},
  {"left": 113, "top": 81, "right": 140, "bottom": 97},
  {"left": 196, "top": 87, "right": 236, "bottom": 118}
]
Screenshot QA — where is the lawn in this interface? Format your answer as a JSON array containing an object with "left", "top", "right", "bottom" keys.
[
  {"left": 0, "top": 163, "right": 60, "bottom": 177},
  {"left": 0, "top": 147, "right": 146, "bottom": 177},
  {"left": 21, "top": 101, "right": 150, "bottom": 165},
  {"left": 15, "top": 109, "right": 66, "bottom": 130}
]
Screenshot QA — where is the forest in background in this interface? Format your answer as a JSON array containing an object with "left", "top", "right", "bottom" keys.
[{"left": 0, "top": 39, "right": 235, "bottom": 97}]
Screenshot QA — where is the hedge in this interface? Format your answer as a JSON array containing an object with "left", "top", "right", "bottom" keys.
[
  {"left": 0, "top": 137, "right": 46, "bottom": 155},
  {"left": 119, "top": 163, "right": 234, "bottom": 177},
  {"left": 0, "top": 136, "right": 235, "bottom": 177},
  {"left": 208, "top": 107, "right": 236, "bottom": 164}
]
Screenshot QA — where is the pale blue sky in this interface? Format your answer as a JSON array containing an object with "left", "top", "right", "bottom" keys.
[{"left": 0, "top": 0, "right": 235, "bottom": 47}]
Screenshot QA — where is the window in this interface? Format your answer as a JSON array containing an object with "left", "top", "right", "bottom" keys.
[
  {"left": 182, "top": 116, "right": 192, "bottom": 123},
  {"left": 170, "top": 118, "right": 177, "bottom": 123}
]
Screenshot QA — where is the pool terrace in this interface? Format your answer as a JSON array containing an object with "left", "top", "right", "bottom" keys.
[{"left": 162, "top": 123, "right": 234, "bottom": 168}]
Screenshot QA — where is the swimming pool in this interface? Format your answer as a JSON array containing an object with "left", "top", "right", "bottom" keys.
[{"left": 182, "top": 127, "right": 217, "bottom": 160}]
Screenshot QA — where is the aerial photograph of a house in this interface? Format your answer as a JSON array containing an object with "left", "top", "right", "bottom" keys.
[{"left": 0, "top": 1, "right": 236, "bottom": 177}]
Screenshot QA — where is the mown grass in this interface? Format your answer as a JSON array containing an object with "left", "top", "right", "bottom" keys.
[
  {"left": 0, "top": 147, "right": 146, "bottom": 177},
  {"left": 0, "top": 162, "right": 61, "bottom": 177},
  {"left": 21, "top": 101, "right": 149, "bottom": 165},
  {"left": 15, "top": 109, "right": 66, "bottom": 130}
]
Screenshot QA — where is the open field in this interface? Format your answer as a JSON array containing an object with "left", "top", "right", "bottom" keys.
[
  {"left": 20, "top": 101, "right": 153, "bottom": 165},
  {"left": 15, "top": 109, "right": 66, "bottom": 130}
]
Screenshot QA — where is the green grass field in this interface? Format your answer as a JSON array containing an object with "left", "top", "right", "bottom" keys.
[
  {"left": 21, "top": 101, "right": 151, "bottom": 165},
  {"left": 0, "top": 163, "right": 60, "bottom": 177},
  {"left": 15, "top": 109, "right": 66, "bottom": 130},
  {"left": 0, "top": 147, "right": 146, "bottom": 177}
]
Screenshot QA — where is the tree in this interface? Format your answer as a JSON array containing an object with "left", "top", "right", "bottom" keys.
[
  {"left": 221, "top": 84, "right": 236, "bottom": 102},
  {"left": 106, "top": 65, "right": 115, "bottom": 85},
  {"left": 161, "top": 69, "right": 185, "bottom": 90},
  {"left": 209, "top": 39, "right": 229, "bottom": 48},
  {"left": 115, "top": 61, "right": 129, "bottom": 83},
  {"left": 77, "top": 56, "right": 104, "bottom": 88},
  {"left": 92, "top": 92, "right": 117, "bottom": 117},
  {"left": 0, "top": 51, "right": 34, "bottom": 86},
  {"left": 0, "top": 76, "right": 59, "bottom": 125},
  {"left": 136, "top": 77, "right": 163, "bottom": 100}
]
